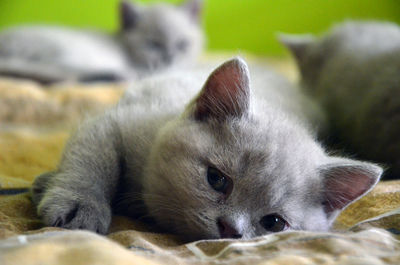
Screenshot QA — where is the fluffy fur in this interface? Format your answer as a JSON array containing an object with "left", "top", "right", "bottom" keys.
[
  {"left": 281, "top": 21, "right": 400, "bottom": 179},
  {"left": 32, "top": 58, "right": 382, "bottom": 240},
  {"left": 0, "top": 0, "right": 203, "bottom": 84}
]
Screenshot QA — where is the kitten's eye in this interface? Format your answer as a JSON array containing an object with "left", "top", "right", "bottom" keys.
[
  {"left": 260, "top": 214, "right": 287, "bottom": 232},
  {"left": 207, "top": 167, "right": 229, "bottom": 193},
  {"left": 176, "top": 39, "right": 188, "bottom": 51},
  {"left": 147, "top": 39, "right": 163, "bottom": 50}
]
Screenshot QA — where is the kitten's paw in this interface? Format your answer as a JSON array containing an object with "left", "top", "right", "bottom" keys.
[
  {"left": 30, "top": 171, "right": 55, "bottom": 206},
  {"left": 38, "top": 187, "right": 112, "bottom": 234}
]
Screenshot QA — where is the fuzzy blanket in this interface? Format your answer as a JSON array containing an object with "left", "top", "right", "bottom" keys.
[{"left": 0, "top": 67, "right": 399, "bottom": 265}]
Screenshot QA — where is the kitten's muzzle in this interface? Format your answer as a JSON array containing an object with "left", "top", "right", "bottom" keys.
[{"left": 217, "top": 218, "right": 242, "bottom": 239}]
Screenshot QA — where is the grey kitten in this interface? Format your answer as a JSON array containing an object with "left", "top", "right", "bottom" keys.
[
  {"left": 281, "top": 21, "right": 400, "bottom": 179},
  {"left": 31, "top": 58, "right": 382, "bottom": 241},
  {"left": 0, "top": 0, "right": 203, "bottom": 84}
]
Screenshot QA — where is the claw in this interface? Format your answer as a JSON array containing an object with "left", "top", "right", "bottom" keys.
[
  {"left": 65, "top": 204, "right": 79, "bottom": 225},
  {"left": 53, "top": 217, "right": 64, "bottom": 227}
]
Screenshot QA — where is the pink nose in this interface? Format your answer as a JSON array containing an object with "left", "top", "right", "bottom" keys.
[{"left": 217, "top": 218, "right": 242, "bottom": 239}]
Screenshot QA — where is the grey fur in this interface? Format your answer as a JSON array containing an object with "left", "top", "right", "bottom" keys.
[
  {"left": 281, "top": 21, "right": 400, "bottom": 179},
  {"left": 0, "top": 0, "right": 203, "bottom": 84},
  {"left": 30, "top": 171, "right": 55, "bottom": 206},
  {"left": 32, "top": 58, "right": 382, "bottom": 240}
]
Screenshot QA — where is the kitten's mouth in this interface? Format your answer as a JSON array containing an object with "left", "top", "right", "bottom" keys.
[{"left": 217, "top": 218, "right": 242, "bottom": 239}]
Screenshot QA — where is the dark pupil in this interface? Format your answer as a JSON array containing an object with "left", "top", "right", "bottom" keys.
[
  {"left": 260, "top": 215, "right": 286, "bottom": 232},
  {"left": 207, "top": 167, "right": 227, "bottom": 193}
]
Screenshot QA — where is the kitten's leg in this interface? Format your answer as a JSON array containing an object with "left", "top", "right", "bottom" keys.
[
  {"left": 0, "top": 58, "right": 72, "bottom": 84},
  {"left": 36, "top": 114, "right": 123, "bottom": 234},
  {"left": 30, "top": 171, "right": 55, "bottom": 206}
]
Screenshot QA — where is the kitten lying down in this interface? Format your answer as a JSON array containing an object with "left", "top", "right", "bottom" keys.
[
  {"left": 280, "top": 21, "right": 400, "bottom": 180},
  {"left": 31, "top": 58, "right": 382, "bottom": 241},
  {"left": 0, "top": 0, "right": 203, "bottom": 84}
]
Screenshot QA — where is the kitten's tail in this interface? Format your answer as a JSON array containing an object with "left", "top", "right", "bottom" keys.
[{"left": 0, "top": 188, "right": 29, "bottom": 195}]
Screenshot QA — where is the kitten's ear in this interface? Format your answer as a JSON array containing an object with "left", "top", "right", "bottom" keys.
[
  {"left": 181, "top": 0, "right": 203, "bottom": 23},
  {"left": 320, "top": 159, "right": 382, "bottom": 216},
  {"left": 119, "top": 0, "right": 139, "bottom": 30},
  {"left": 278, "top": 33, "right": 315, "bottom": 64},
  {"left": 193, "top": 58, "right": 250, "bottom": 121}
]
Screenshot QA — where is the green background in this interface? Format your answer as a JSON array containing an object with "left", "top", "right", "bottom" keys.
[{"left": 0, "top": 0, "right": 399, "bottom": 56}]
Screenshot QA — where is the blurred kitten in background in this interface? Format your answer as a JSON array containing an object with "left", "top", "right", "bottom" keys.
[
  {"left": 0, "top": 0, "right": 203, "bottom": 84},
  {"left": 281, "top": 21, "right": 400, "bottom": 179}
]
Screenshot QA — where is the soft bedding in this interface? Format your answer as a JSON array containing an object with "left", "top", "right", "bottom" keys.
[{"left": 0, "top": 61, "right": 399, "bottom": 265}]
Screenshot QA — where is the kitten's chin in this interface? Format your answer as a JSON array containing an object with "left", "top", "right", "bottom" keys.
[{"left": 140, "top": 58, "right": 171, "bottom": 72}]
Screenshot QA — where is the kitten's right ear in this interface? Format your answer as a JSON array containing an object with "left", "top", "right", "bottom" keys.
[
  {"left": 278, "top": 33, "right": 315, "bottom": 64},
  {"left": 181, "top": 0, "right": 203, "bottom": 23},
  {"left": 319, "top": 159, "right": 382, "bottom": 219},
  {"left": 192, "top": 58, "right": 250, "bottom": 121},
  {"left": 119, "top": 0, "right": 139, "bottom": 30}
]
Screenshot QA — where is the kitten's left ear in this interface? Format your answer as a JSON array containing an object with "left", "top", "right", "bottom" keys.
[
  {"left": 278, "top": 33, "right": 315, "bottom": 64},
  {"left": 320, "top": 159, "right": 382, "bottom": 217},
  {"left": 119, "top": 0, "right": 140, "bottom": 30},
  {"left": 181, "top": 0, "right": 203, "bottom": 23},
  {"left": 192, "top": 57, "right": 250, "bottom": 121}
]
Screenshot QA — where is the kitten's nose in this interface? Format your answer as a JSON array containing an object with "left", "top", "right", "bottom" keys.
[
  {"left": 217, "top": 218, "right": 242, "bottom": 239},
  {"left": 163, "top": 52, "right": 173, "bottom": 64}
]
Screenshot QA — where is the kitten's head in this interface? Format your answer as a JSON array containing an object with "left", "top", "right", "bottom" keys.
[
  {"left": 118, "top": 0, "right": 203, "bottom": 71},
  {"left": 143, "top": 58, "right": 382, "bottom": 241},
  {"left": 279, "top": 33, "right": 331, "bottom": 90}
]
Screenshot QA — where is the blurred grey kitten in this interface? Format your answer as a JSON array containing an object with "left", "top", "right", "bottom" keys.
[
  {"left": 0, "top": 0, "right": 203, "bottom": 84},
  {"left": 31, "top": 58, "right": 381, "bottom": 241},
  {"left": 281, "top": 21, "right": 400, "bottom": 179}
]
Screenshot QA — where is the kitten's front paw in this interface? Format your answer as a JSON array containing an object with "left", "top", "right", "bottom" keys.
[
  {"left": 38, "top": 187, "right": 112, "bottom": 234},
  {"left": 31, "top": 171, "right": 55, "bottom": 206}
]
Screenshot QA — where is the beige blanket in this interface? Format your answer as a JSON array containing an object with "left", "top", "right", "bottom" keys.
[{"left": 0, "top": 69, "right": 399, "bottom": 264}]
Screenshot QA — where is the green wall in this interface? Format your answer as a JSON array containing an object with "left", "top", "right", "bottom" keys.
[{"left": 0, "top": 0, "right": 399, "bottom": 56}]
